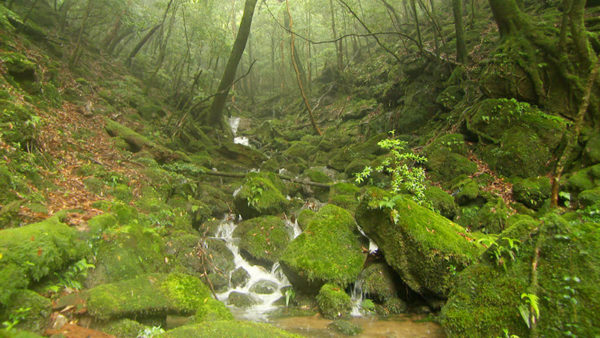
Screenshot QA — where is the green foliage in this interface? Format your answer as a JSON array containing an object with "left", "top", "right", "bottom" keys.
[
  {"left": 356, "top": 131, "right": 428, "bottom": 206},
  {"left": 2, "top": 307, "right": 30, "bottom": 331},
  {"left": 478, "top": 235, "right": 521, "bottom": 271},
  {"left": 518, "top": 293, "right": 540, "bottom": 330},
  {"left": 52, "top": 258, "right": 95, "bottom": 292},
  {"left": 0, "top": 5, "right": 21, "bottom": 32},
  {"left": 138, "top": 326, "right": 165, "bottom": 337}
]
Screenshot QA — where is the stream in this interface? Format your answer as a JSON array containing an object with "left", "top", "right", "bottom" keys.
[{"left": 210, "top": 118, "right": 446, "bottom": 336}]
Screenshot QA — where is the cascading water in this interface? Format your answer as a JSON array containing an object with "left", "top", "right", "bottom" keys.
[
  {"left": 229, "top": 116, "right": 249, "bottom": 146},
  {"left": 350, "top": 280, "right": 365, "bottom": 317},
  {"left": 210, "top": 215, "right": 302, "bottom": 321}
]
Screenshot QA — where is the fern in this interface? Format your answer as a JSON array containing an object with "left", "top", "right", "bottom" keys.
[{"left": 0, "top": 5, "right": 22, "bottom": 32}]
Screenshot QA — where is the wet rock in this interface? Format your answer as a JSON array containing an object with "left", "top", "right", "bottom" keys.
[
  {"left": 249, "top": 280, "right": 278, "bottom": 294},
  {"left": 227, "top": 292, "right": 257, "bottom": 308},
  {"left": 280, "top": 205, "right": 366, "bottom": 294},
  {"left": 231, "top": 267, "right": 250, "bottom": 288},
  {"left": 103, "top": 319, "right": 146, "bottom": 337},
  {"left": 358, "top": 262, "right": 399, "bottom": 303},
  {"left": 355, "top": 187, "right": 483, "bottom": 299},
  {"left": 316, "top": 284, "right": 353, "bottom": 319}
]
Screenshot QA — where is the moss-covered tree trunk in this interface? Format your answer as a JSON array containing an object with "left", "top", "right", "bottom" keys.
[
  {"left": 488, "top": 0, "right": 527, "bottom": 38},
  {"left": 204, "top": 0, "right": 258, "bottom": 128},
  {"left": 452, "top": 0, "right": 467, "bottom": 63}
]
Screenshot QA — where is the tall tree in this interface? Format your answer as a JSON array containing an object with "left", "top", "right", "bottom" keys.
[
  {"left": 452, "top": 0, "right": 467, "bottom": 63},
  {"left": 203, "top": 0, "right": 258, "bottom": 128}
]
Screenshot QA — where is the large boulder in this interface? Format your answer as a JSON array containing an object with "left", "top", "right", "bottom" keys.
[
  {"left": 233, "top": 216, "right": 291, "bottom": 268},
  {"left": 423, "top": 134, "right": 477, "bottom": 186},
  {"left": 512, "top": 176, "right": 552, "bottom": 210},
  {"left": 86, "top": 273, "right": 219, "bottom": 321},
  {"left": 280, "top": 205, "right": 366, "bottom": 294},
  {"left": 467, "top": 99, "right": 567, "bottom": 178},
  {"left": 441, "top": 215, "right": 600, "bottom": 337},
  {"left": 0, "top": 215, "right": 86, "bottom": 304},
  {"left": 233, "top": 172, "right": 289, "bottom": 219},
  {"left": 316, "top": 284, "right": 353, "bottom": 319},
  {"left": 355, "top": 187, "right": 483, "bottom": 299}
]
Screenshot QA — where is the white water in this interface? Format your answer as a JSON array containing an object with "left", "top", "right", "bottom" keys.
[
  {"left": 212, "top": 216, "right": 302, "bottom": 321},
  {"left": 350, "top": 280, "right": 365, "bottom": 317},
  {"left": 229, "top": 116, "right": 250, "bottom": 146},
  {"left": 357, "top": 225, "right": 379, "bottom": 254}
]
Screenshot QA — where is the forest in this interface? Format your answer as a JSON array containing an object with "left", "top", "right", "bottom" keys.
[{"left": 0, "top": 0, "right": 599, "bottom": 337}]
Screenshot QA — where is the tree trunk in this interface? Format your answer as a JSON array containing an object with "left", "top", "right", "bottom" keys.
[
  {"left": 204, "top": 0, "right": 258, "bottom": 128},
  {"left": 69, "top": 0, "right": 93, "bottom": 67},
  {"left": 127, "top": 24, "right": 162, "bottom": 66},
  {"left": 488, "top": 0, "right": 527, "bottom": 38},
  {"left": 410, "top": 0, "right": 423, "bottom": 52},
  {"left": 453, "top": 0, "right": 468, "bottom": 63},
  {"left": 285, "top": 0, "right": 322, "bottom": 136},
  {"left": 329, "top": 0, "right": 343, "bottom": 70}
]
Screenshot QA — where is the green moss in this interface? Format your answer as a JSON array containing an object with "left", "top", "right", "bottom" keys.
[
  {"left": 159, "top": 320, "right": 302, "bottom": 337},
  {"left": 83, "top": 177, "right": 105, "bottom": 194},
  {"left": 359, "top": 263, "right": 398, "bottom": 303},
  {"left": 86, "top": 273, "right": 212, "bottom": 321},
  {"left": 426, "top": 152, "right": 477, "bottom": 186},
  {"left": 280, "top": 205, "right": 365, "bottom": 292},
  {"left": 103, "top": 319, "right": 146, "bottom": 338},
  {"left": 578, "top": 187, "right": 600, "bottom": 207},
  {"left": 226, "top": 292, "right": 257, "bottom": 308},
  {"left": 441, "top": 215, "right": 600, "bottom": 337},
  {"left": 194, "top": 298, "right": 233, "bottom": 322},
  {"left": 0, "top": 99, "right": 38, "bottom": 150},
  {"left": 316, "top": 284, "right": 353, "bottom": 319},
  {"left": 111, "top": 184, "right": 133, "bottom": 202},
  {"left": 355, "top": 187, "right": 483, "bottom": 298},
  {"left": 0, "top": 329, "right": 43, "bottom": 338},
  {"left": 452, "top": 178, "right": 480, "bottom": 205},
  {"left": 328, "top": 183, "right": 360, "bottom": 213},
  {"left": 512, "top": 177, "right": 551, "bottom": 210},
  {"left": 328, "top": 320, "right": 363, "bottom": 336},
  {"left": 296, "top": 209, "right": 316, "bottom": 230},
  {"left": 0, "top": 216, "right": 85, "bottom": 304},
  {"left": 475, "top": 198, "right": 511, "bottom": 234},
  {"left": 424, "top": 186, "right": 458, "bottom": 219},
  {"left": 233, "top": 172, "right": 289, "bottom": 219},
  {"left": 566, "top": 168, "right": 595, "bottom": 192},
  {"left": 424, "top": 134, "right": 469, "bottom": 156},
  {"left": 234, "top": 216, "right": 290, "bottom": 267},
  {"left": 583, "top": 133, "right": 600, "bottom": 165},
  {"left": 2, "top": 290, "right": 51, "bottom": 333},
  {"left": 344, "top": 158, "right": 370, "bottom": 178}
]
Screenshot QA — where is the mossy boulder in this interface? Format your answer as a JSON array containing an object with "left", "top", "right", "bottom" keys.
[
  {"left": 423, "top": 134, "right": 476, "bottom": 186},
  {"left": 87, "top": 221, "right": 167, "bottom": 286},
  {"left": 159, "top": 320, "right": 301, "bottom": 337},
  {"left": 565, "top": 167, "right": 597, "bottom": 193},
  {"left": 249, "top": 280, "right": 278, "bottom": 294},
  {"left": 467, "top": 99, "right": 567, "bottom": 178},
  {"left": 424, "top": 186, "right": 458, "bottom": 219},
  {"left": 1, "top": 290, "right": 51, "bottom": 334},
  {"left": 233, "top": 216, "right": 290, "bottom": 268},
  {"left": 300, "top": 167, "right": 333, "bottom": 201},
  {"left": 355, "top": 187, "right": 483, "bottom": 298},
  {"left": 512, "top": 177, "right": 552, "bottom": 210},
  {"left": 0, "top": 215, "right": 85, "bottom": 304},
  {"left": 231, "top": 267, "right": 250, "bottom": 288},
  {"left": 441, "top": 215, "right": 600, "bottom": 337},
  {"left": 280, "top": 205, "right": 365, "bottom": 293},
  {"left": 316, "top": 284, "right": 353, "bottom": 319},
  {"left": 0, "top": 100, "right": 38, "bottom": 150},
  {"left": 103, "top": 319, "right": 147, "bottom": 337},
  {"left": 583, "top": 133, "right": 600, "bottom": 165},
  {"left": 86, "top": 273, "right": 214, "bottom": 321},
  {"left": 296, "top": 209, "right": 316, "bottom": 230},
  {"left": 452, "top": 178, "right": 480, "bottom": 206},
  {"left": 358, "top": 262, "right": 399, "bottom": 303},
  {"left": 328, "top": 183, "right": 360, "bottom": 213},
  {"left": 194, "top": 298, "right": 233, "bottom": 322},
  {"left": 472, "top": 198, "right": 511, "bottom": 234},
  {"left": 233, "top": 173, "right": 289, "bottom": 219}
]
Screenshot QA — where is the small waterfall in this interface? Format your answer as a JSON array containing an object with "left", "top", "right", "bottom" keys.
[
  {"left": 229, "top": 116, "right": 250, "bottom": 146},
  {"left": 212, "top": 217, "right": 294, "bottom": 321},
  {"left": 350, "top": 280, "right": 365, "bottom": 317},
  {"left": 357, "top": 225, "right": 379, "bottom": 254},
  {"left": 285, "top": 218, "right": 302, "bottom": 239}
]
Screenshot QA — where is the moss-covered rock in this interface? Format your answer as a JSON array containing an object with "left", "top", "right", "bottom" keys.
[
  {"left": 583, "top": 133, "right": 600, "bottom": 165},
  {"left": 87, "top": 221, "right": 167, "bottom": 286},
  {"left": 231, "top": 267, "right": 250, "bottom": 288},
  {"left": 452, "top": 178, "right": 480, "bottom": 206},
  {"left": 423, "top": 134, "right": 476, "bottom": 186},
  {"left": 249, "top": 280, "right": 278, "bottom": 294},
  {"left": 328, "top": 183, "right": 360, "bottom": 213},
  {"left": 355, "top": 187, "right": 483, "bottom": 298},
  {"left": 512, "top": 177, "right": 551, "bottom": 210},
  {"left": 159, "top": 320, "right": 301, "bottom": 337},
  {"left": 86, "top": 273, "right": 214, "bottom": 321},
  {"left": 565, "top": 167, "right": 596, "bottom": 193},
  {"left": 194, "top": 298, "right": 233, "bottom": 322},
  {"left": 328, "top": 320, "right": 363, "bottom": 336},
  {"left": 300, "top": 167, "right": 333, "bottom": 201},
  {"left": 467, "top": 99, "right": 567, "bottom": 178},
  {"left": 233, "top": 216, "right": 290, "bottom": 268},
  {"left": 424, "top": 186, "right": 458, "bottom": 219},
  {"left": 233, "top": 173, "right": 289, "bottom": 219},
  {"left": 280, "top": 205, "right": 365, "bottom": 293},
  {"left": 441, "top": 215, "right": 600, "bottom": 337},
  {"left": 0, "top": 215, "right": 85, "bottom": 304},
  {"left": 1, "top": 290, "right": 51, "bottom": 334},
  {"left": 316, "top": 284, "right": 353, "bottom": 319},
  {"left": 473, "top": 197, "right": 511, "bottom": 234},
  {"left": 296, "top": 209, "right": 316, "bottom": 231},
  {"left": 103, "top": 319, "right": 147, "bottom": 337},
  {"left": 358, "top": 263, "right": 399, "bottom": 303}
]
